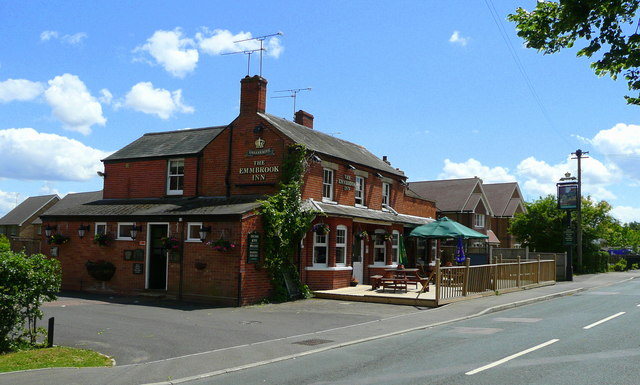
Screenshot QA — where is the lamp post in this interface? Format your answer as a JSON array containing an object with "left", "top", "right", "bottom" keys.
[{"left": 572, "top": 149, "right": 588, "bottom": 271}]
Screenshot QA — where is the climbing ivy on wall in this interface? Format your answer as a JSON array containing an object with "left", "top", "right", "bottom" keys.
[{"left": 260, "top": 143, "right": 317, "bottom": 302}]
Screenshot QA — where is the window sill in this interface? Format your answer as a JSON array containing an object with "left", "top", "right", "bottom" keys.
[
  {"left": 321, "top": 199, "right": 337, "bottom": 204},
  {"left": 306, "top": 266, "right": 353, "bottom": 271}
]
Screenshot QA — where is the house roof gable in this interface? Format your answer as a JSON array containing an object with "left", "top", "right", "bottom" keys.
[
  {"left": 0, "top": 194, "right": 60, "bottom": 226},
  {"left": 408, "top": 178, "right": 491, "bottom": 213},
  {"left": 483, "top": 182, "right": 525, "bottom": 217}
]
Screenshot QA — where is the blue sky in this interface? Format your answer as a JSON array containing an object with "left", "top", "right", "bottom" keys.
[{"left": 1, "top": 1, "right": 640, "bottom": 222}]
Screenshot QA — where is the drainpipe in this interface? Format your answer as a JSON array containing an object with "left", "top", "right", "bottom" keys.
[{"left": 225, "top": 124, "right": 234, "bottom": 198}]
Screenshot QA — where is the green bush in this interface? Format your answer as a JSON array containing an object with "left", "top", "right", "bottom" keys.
[
  {"left": 0, "top": 235, "right": 9, "bottom": 252},
  {"left": 0, "top": 251, "right": 61, "bottom": 352},
  {"left": 609, "top": 258, "right": 628, "bottom": 272},
  {"left": 580, "top": 251, "right": 608, "bottom": 273}
]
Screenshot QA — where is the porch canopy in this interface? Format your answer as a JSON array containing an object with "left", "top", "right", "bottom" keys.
[{"left": 409, "top": 216, "right": 488, "bottom": 239}]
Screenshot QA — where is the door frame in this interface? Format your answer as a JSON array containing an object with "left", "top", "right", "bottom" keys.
[{"left": 146, "top": 222, "right": 169, "bottom": 290}]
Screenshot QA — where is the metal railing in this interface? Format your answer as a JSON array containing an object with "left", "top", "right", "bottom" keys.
[{"left": 435, "top": 256, "right": 556, "bottom": 305}]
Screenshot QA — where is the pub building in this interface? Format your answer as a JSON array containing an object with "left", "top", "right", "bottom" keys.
[{"left": 40, "top": 75, "right": 437, "bottom": 306}]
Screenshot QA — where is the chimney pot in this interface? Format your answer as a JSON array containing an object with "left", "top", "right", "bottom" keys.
[{"left": 294, "top": 110, "right": 314, "bottom": 129}]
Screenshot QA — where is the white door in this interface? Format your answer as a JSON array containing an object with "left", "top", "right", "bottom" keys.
[{"left": 352, "top": 239, "right": 364, "bottom": 283}]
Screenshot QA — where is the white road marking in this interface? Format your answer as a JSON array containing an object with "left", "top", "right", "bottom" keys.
[
  {"left": 465, "top": 339, "right": 559, "bottom": 375},
  {"left": 583, "top": 312, "right": 626, "bottom": 330}
]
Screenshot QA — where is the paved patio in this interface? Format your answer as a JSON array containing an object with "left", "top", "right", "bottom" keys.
[{"left": 314, "top": 282, "right": 437, "bottom": 307}]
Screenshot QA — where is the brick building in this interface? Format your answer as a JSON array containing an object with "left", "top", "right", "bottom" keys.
[{"left": 40, "top": 76, "right": 436, "bottom": 306}]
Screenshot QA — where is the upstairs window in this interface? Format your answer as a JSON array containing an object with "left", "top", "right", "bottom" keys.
[
  {"left": 167, "top": 159, "right": 184, "bottom": 195},
  {"left": 322, "top": 168, "right": 334, "bottom": 201},
  {"left": 355, "top": 176, "right": 365, "bottom": 206},
  {"left": 474, "top": 213, "right": 485, "bottom": 228},
  {"left": 382, "top": 182, "right": 391, "bottom": 206}
]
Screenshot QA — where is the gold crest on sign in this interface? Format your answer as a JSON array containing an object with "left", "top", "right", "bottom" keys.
[{"left": 255, "top": 138, "right": 266, "bottom": 149}]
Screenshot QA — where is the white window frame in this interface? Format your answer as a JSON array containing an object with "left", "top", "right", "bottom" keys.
[
  {"left": 313, "top": 231, "right": 328, "bottom": 266},
  {"left": 167, "top": 159, "right": 185, "bottom": 195},
  {"left": 95, "top": 222, "right": 107, "bottom": 235},
  {"left": 474, "top": 213, "right": 485, "bottom": 228},
  {"left": 355, "top": 176, "right": 365, "bottom": 206},
  {"left": 322, "top": 168, "right": 334, "bottom": 202},
  {"left": 382, "top": 182, "right": 390, "bottom": 206},
  {"left": 391, "top": 230, "right": 400, "bottom": 264},
  {"left": 373, "top": 229, "right": 386, "bottom": 266},
  {"left": 335, "top": 225, "right": 347, "bottom": 266},
  {"left": 186, "top": 222, "right": 203, "bottom": 242},
  {"left": 117, "top": 222, "right": 134, "bottom": 240}
]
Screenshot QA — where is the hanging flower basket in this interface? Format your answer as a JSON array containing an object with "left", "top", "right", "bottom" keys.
[
  {"left": 161, "top": 236, "right": 181, "bottom": 251},
  {"left": 312, "top": 223, "right": 330, "bottom": 235},
  {"left": 49, "top": 234, "right": 70, "bottom": 245},
  {"left": 206, "top": 238, "right": 237, "bottom": 252},
  {"left": 93, "top": 233, "right": 113, "bottom": 246},
  {"left": 355, "top": 230, "right": 369, "bottom": 241},
  {"left": 382, "top": 232, "right": 393, "bottom": 242},
  {"left": 85, "top": 260, "right": 116, "bottom": 281}
]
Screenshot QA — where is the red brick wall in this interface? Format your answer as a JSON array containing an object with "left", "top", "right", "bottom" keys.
[{"left": 103, "top": 157, "right": 198, "bottom": 199}]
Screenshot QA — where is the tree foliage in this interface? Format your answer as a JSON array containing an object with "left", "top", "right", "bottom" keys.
[
  {"left": 509, "top": 194, "right": 637, "bottom": 272},
  {"left": 260, "top": 144, "right": 317, "bottom": 302},
  {"left": 0, "top": 235, "right": 9, "bottom": 252},
  {"left": 0, "top": 251, "right": 61, "bottom": 352},
  {"left": 509, "top": 1, "right": 640, "bottom": 104}
]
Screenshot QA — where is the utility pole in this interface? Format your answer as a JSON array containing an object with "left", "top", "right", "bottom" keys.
[{"left": 572, "top": 149, "right": 588, "bottom": 271}]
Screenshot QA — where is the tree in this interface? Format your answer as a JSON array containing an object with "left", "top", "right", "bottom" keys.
[
  {"left": 0, "top": 251, "right": 61, "bottom": 352},
  {"left": 509, "top": 1, "right": 640, "bottom": 104},
  {"left": 0, "top": 234, "right": 9, "bottom": 252}
]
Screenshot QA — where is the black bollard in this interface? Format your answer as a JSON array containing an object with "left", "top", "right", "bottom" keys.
[{"left": 47, "top": 317, "right": 55, "bottom": 348}]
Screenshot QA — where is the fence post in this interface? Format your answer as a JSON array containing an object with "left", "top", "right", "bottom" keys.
[
  {"left": 517, "top": 256, "right": 521, "bottom": 287},
  {"left": 435, "top": 258, "right": 441, "bottom": 306},
  {"left": 537, "top": 255, "right": 541, "bottom": 284},
  {"left": 462, "top": 257, "right": 470, "bottom": 296}
]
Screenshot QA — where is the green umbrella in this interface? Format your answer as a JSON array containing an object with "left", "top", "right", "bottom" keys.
[
  {"left": 398, "top": 234, "right": 408, "bottom": 265},
  {"left": 409, "top": 217, "right": 489, "bottom": 239}
]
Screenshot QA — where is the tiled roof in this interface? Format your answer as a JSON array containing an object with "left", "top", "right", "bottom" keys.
[
  {"left": 0, "top": 194, "right": 59, "bottom": 226},
  {"left": 259, "top": 113, "right": 405, "bottom": 177},
  {"left": 408, "top": 178, "right": 482, "bottom": 212},
  {"left": 103, "top": 126, "right": 226, "bottom": 162},
  {"left": 42, "top": 191, "right": 104, "bottom": 217},
  {"left": 40, "top": 195, "right": 263, "bottom": 219},
  {"left": 483, "top": 182, "right": 525, "bottom": 217},
  {"left": 309, "top": 200, "right": 434, "bottom": 226}
]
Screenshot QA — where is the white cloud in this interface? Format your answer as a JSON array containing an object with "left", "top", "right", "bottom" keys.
[
  {"left": 40, "top": 30, "right": 87, "bottom": 45},
  {"left": 40, "top": 30, "right": 59, "bottom": 41},
  {"left": 0, "top": 79, "right": 44, "bottom": 102},
  {"left": 588, "top": 123, "right": 640, "bottom": 180},
  {"left": 515, "top": 155, "right": 618, "bottom": 201},
  {"left": 44, "top": 74, "right": 106, "bottom": 135},
  {"left": 610, "top": 205, "right": 640, "bottom": 224},
  {"left": 0, "top": 128, "right": 111, "bottom": 181},
  {"left": 99, "top": 89, "right": 113, "bottom": 104},
  {"left": 449, "top": 30, "right": 469, "bottom": 46},
  {"left": 439, "top": 158, "right": 515, "bottom": 183},
  {"left": 0, "top": 190, "right": 19, "bottom": 215},
  {"left": 196, "top": 29, "right": 283, "bottom": 58},
  {"left": 135, "top": 28, "right": 199, "bottom": 78},
  {"left": 122, "top": 82, "right": 194, "bottom": 119}
]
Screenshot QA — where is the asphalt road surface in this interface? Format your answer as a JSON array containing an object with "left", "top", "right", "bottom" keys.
[{"left": 194, "top": 278, "right": 640, "bottom": 385}]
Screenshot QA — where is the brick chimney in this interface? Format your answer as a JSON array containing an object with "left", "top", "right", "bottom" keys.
[
  {"left": 294, "top": 110, "right": 314, "bottom": 129},
  {"left": 240, "top": 75, "right": 267, "bottom": 115}
]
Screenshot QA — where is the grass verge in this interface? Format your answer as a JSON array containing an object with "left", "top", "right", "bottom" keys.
[{"left": 0, "top": 346, "right": 113, "bottom": 373}]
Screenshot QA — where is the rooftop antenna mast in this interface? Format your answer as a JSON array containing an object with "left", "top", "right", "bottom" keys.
[
  {"left": 272, "top": 88, "right": 312, "bottom": 116},
  {"left": 222, "top": 48, "right": 262, "bottom": 76},
  {"left": 230, "top": 32, "right": 283, "bottom": 77}
]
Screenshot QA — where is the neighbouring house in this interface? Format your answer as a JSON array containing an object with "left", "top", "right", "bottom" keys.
[
  {"left": 0, "top": 194, "right": 59, "bottom": 254},
  {"left": 483, "top": 182, "right": 526, "bottom": 248},
  {"left": 39, "top": 75, "right": 437, "bottom": 306}
]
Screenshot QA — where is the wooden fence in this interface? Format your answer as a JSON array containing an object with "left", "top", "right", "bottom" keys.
[{"left": 435, "top": 256, "right": 556, "bottom": 305}]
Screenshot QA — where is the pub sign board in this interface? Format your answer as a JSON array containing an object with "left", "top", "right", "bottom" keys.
[
  {"left": 247, "top": 232, "right": 260, "bottom": 263},
  {"left": 557, "top": 183, "right": 578, "bottom": 210}
]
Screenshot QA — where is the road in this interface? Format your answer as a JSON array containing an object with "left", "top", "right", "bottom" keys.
[{"left": 195, "top": 278, "right": 640, "bottom": 384}]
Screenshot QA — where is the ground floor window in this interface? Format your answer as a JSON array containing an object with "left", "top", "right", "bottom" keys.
[
  {"left": 335, "top": 225, "right": 347, "bottom": 266},
  {"left": 117, "top": 223, "right": 134, "bottom": 240},
  {"left": 186, "top": 222, "right": 202, "bottom": 242},
  {"left": 373, "top": 230, "right": 386, "bottom": 265},
  {"left": 313, "top": 232, "right": 328, "bottom": 266},
  {"left": 391, "top": 230, "right": 400, "bottom": 264}
]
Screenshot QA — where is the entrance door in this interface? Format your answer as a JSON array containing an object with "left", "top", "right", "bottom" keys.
[
  {"left": 352, "top": 238, "right": 364, "bottom": 283},
  {"left": 148, "top": 224, "right": 168, "bottom": 290}
]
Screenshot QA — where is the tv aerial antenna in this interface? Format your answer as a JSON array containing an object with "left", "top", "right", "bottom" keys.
[
  {"left": 223, "top": 32, "right": 283, "bottom": 77},
  {"left": 272, "top": 88, "right": 312, "bottom": 116}
]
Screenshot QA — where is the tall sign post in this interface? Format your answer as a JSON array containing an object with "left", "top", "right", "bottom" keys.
[
  {"left": 572, "top": 149, "right": 588, "bottom": 271},
  {"left": 557, "top": 172, "right": 578, "bottom": 281}
]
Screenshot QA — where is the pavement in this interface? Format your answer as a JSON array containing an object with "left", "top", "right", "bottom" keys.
[{"left": 1, "top": 271, "right": 638, "bottom": 385}]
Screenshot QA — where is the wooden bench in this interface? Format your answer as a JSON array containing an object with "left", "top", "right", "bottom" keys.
[{"left": 381, "top": 277, "right": 408, "bottom": 293}]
